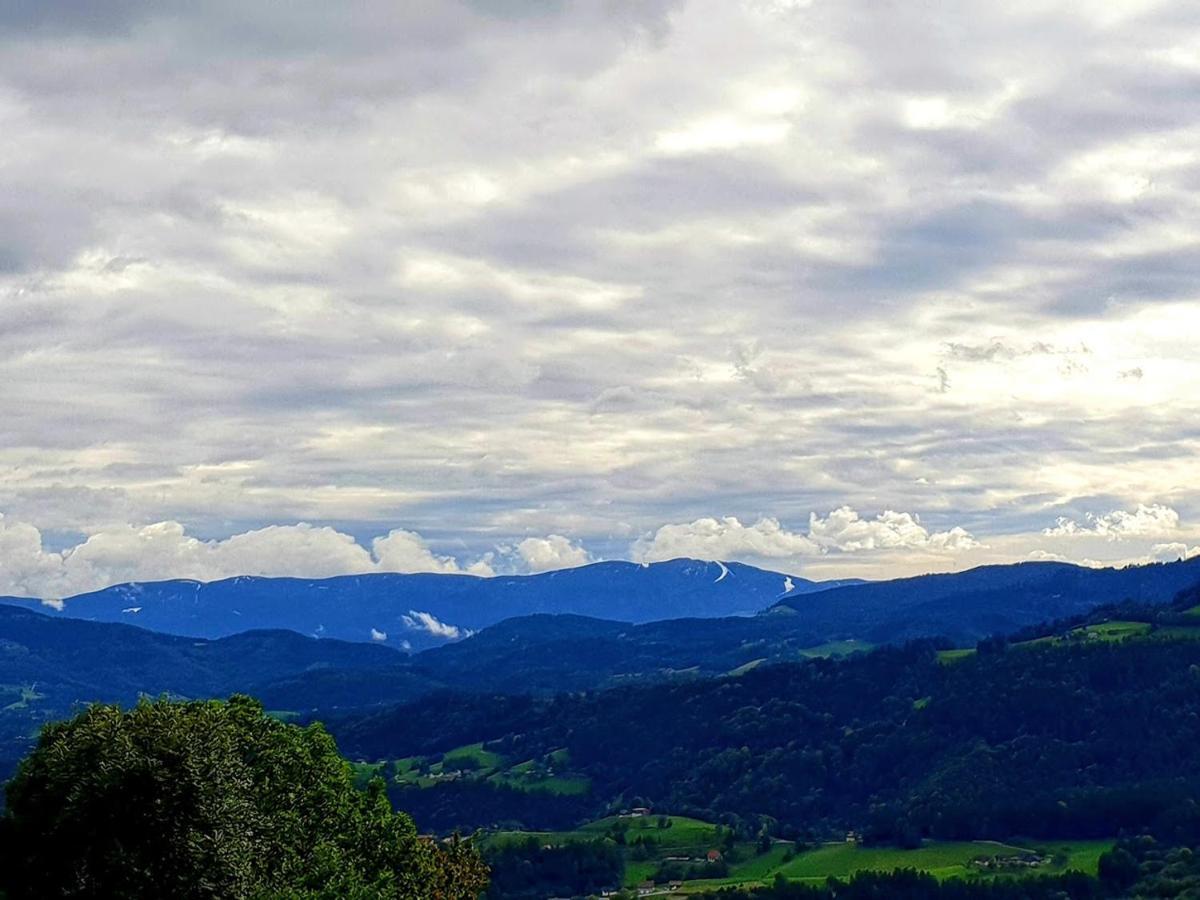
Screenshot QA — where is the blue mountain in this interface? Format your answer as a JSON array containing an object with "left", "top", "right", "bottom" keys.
[
  {"left": 768, "top": 557, "right": 1200, "bottom": 643},
  {"left": 0, "top": 559, "right": 843, "bottom": 651}
]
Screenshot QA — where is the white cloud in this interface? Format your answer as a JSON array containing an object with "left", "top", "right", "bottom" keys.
[
  {"left": 2, "top": 2, "right": 1200, "bottom": 584},
  {"left": 516, "top": 535, "right": 591, "bottom": 573},
  {"left": 633, "top": 516, "right": 821, "bottom": 563},
  {"left": 1044, "top": 504, "right": 1181, "bottom": 540},
  {"left": 0, "top": 514, "right": 64, "bottom": 598},
  {"left": 369, "top": 627, "right": 387, "bottom": 641},
  {"left": 0, "top": 515, "right": 488, "bottom": 598},
  {"left": 400, "top": 610, "right": 467, "bottom": 640},
  {"left": 1150, "top": 542, "right": 1200, "bottom": 562},
  {"left": 808, "top": 507, "right": 980, "bottom": 553},
  {"left": 632, "top": 508, "right": 980, "bottom": 568},
  {"left": 372, "top": 529, "right": 470, "bottom": 575}
]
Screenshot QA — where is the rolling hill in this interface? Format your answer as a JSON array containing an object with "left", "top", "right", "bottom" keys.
[
  {"left": 0, "top": 603, "right": 415, "bottom": 777},
  {"left": 328, "top": 606, "right": 1200, "bottom": 844},
  {"left": 769, "top": 558, "right": 1200, "bottom": 644}
]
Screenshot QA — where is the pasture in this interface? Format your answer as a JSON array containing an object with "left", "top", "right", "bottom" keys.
[{"left": 478, "top": 812, "right": 1112, "bottom": 893}]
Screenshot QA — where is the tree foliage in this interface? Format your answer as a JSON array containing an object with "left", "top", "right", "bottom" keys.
[
  {"left": 335, "top": 633, "right": 1200, "bottom": 842},
  {"left": 0, "top": 695, "right": 488, "bottom": 899}
]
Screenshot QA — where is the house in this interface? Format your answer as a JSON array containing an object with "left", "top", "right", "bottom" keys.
[
  {"left": 668, "top": 880, "right": 684, "bottom": 890},
  {"left": 631, "top": 807, "right": 651, "bottom": 817},
  {"left": 637, "top": 880, "right": 656, "bottom": 895},
  {"left": 706, "top": 849, "right": 723, "bottom": 862}
]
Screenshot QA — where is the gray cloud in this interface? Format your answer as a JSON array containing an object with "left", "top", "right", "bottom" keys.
[{"left": 0, "top": 0, "right": 1197, "bottom": 584}]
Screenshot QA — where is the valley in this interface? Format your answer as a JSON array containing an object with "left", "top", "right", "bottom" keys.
[{"left": 6, "top": 557, "right": 1200, "bottom": 898}]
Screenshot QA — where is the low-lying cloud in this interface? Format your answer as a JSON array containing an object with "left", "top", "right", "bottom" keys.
[
  {"left": 633, "top": 516, "right": 821, "bottom": 563},
  {"left": 401, "top": 610, "right": 468, "bottom": 640},
  {"left": 0, "top": 514, "right": 495, "bottom": 598},
  {"left": 1044, "top": 503, "right": 1181, "bottom": 540},
  {"left": 633, "top": 507, "right": 979, "bottom": 563},
  {"left": 516, "top": 535, "right": 591, "bottom": 573},
  {"left": 1, "top": 502, "right": 1197, "bottom": 599}
]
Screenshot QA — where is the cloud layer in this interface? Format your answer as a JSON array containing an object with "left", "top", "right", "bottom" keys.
[
  {"left": 2, "top": 503, "right": 1195, "bottom": 599},
  {"left": 2, "top": 1, "right": 1199, "bottom": 585}
]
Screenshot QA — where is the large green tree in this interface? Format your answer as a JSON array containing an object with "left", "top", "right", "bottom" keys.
[{"left": 0, "top": 695, "right": 488, "bottom": 899}]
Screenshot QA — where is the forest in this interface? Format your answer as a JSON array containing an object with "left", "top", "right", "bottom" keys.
[{"left": 332, "top": 587, "right": 1200, "bottom": 847}]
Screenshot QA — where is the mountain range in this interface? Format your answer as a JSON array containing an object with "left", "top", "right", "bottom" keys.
[
  {"left": 3, "top": 555, "right": 1198, "bottom": 718},
  {"left": 0, "top": 559, "right": 838, "bottom": 651}
]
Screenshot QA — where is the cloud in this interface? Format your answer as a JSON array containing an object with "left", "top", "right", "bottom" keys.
[
  {"left": 1044, "top": 504, "right": 1181, "bottom": 540},
  {"left": 808, "top": 507, "right": 981, "bottom": 553},
  {"left": 1, "top": 1, "right": 1199, "bottom": 584},
  {"left": 0, "top": 514, "right": 490, "bottom": 598},
  {"left": 400, "top": 610, "right": 467, "bottom": 640},
  {"left": 516, "top": 535, "right": 591, "bottom": 572},
  {"left": 632, "top": 515, "right": 820, "bottom": 563},
  {"left": 372, "top": 529, "right": 471, "bottom": 575},
  {"left": 369, "top": 627, "right": 387, "bottom": 641},
  {"left": 632, "top": 508, "right": 980, "bottom": 567},
  {"left": 1150, "top": 542, "right": 1200, "bottom": 563}
]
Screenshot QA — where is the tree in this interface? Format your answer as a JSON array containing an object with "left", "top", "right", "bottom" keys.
[{"left": 0, "top": 695, "right": 488, "bottom": 899}]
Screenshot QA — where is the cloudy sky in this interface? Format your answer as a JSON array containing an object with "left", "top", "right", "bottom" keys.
[{"left": 2, "top": 0, "right": 1199, "bottom": 598}]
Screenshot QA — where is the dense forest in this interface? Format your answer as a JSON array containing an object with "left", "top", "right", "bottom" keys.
[{"left": 334, "top": 590, "right": 1200, "bottom": 844}]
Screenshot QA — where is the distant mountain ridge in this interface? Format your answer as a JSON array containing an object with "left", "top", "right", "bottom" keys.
[
  {"left": 4, "top": 555, "right": 1200, "bottom": 776},
  {"left": 0, "top": 559, "right": 843, "bottom": 650},
  {"left": 767, "top": 558, "right": 1200, "bottom": 643},
  {"left": 210, "top": 557, "right": 1200, "bottom": 707}
]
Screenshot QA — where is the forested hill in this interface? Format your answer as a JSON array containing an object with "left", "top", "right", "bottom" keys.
[
  {"left": 169, "top": 557, "right": 1200, "bottom": 708},
  {"left": 768, "top": 557, "right": 1200, "bottom": 644},
  {"left": 0, "top": 558, "right": 825, "bottom": 651},
  {"left": 0, "top": 604, "right": 414, "bottom": 773},
  {"left": 329, "top": 608, "right": 1200, "bottom": 842}
]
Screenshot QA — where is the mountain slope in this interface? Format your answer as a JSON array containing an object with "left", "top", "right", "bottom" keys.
[
  {"left": 387, "top": 557, "right": 1200, "bottom": 695},
  {"left": 0, "top": 559, "right": 822, "bottom": 650},
  {"left": 230, "top": 558, "right": 1200, "bottom": 704},
  {"left": 770, "top": 558, "right": 1200, "bottom": 644},
  {"left": 330, "top": 622, "right": 1200, "bottom": 841},
  {"left": 0, "top": 604, "right": 414, "bottom": 769}
]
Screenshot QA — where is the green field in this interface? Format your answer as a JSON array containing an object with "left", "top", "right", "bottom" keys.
[
  {"left": 373, "top": 742, "right": 593, "bottom": 796},
  {"left": 799, "top": 640, "right": 875, "bottom": 659},
  {"left": 938, "top": 618, "right": 1200, "bottom": 662},
  {"left": 673, "top": 838, "right": 1111, "bottom": 893},
  {"left": 1078, "top": 621, "right": 1152, "bottom": 641},
  {"left": 442, "top": 741, "right": 506, "bottom": 770},
  {"left": 937, "top": 648, "right": 976, "bottom": 664},
  {"left": 727, "top": 658, "right": 766, "bottom": 676},
  {"left": 481, "top": 813, "right": 1111, "bottom": 893}
]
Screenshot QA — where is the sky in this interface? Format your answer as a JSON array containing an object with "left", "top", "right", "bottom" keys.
[{"left": 2, "top": 0, "right": 1199, "bottom": 598}]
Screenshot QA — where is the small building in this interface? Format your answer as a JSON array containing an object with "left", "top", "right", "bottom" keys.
[
  {"left": 637, "top": 880, "right": 656, "bottom": 896},
  {"left": 706, "top": 849, "right": 723, "bottom": 862}
]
